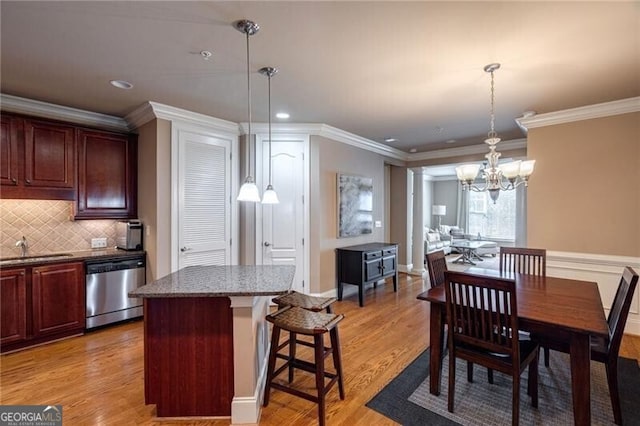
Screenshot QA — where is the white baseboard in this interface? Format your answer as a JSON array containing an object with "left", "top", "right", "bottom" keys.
[
  {"left": 231, "top": 395, "right": 260, "bottom": 425},
  {"left": 547, "top": 251, "right": 640, "bottom": 336},
  {"left": 230, "top": 340, "right": 270, "bottom": 424},
  {"left": 398, "top": 263, "right": 412, "bottom": 273}
]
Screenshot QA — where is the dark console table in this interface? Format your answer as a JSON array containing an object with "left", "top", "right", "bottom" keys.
[{"left": 335, "top": 242, "right": 398, "bottom": 307}]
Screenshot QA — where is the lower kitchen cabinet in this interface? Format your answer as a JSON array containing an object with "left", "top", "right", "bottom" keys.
[
  {"left": 0, "top": 268, "right": 28, "bottom": 346},
  {"left": 0, "top": 262, "right": 85, "bottom": 353},
  {"left": 32, "top": 263, "right": 85, "bottom": 338}
]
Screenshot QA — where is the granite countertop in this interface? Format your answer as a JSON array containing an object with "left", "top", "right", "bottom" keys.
[
  {"left": 129, "top": 265, "right": 295, "bottom": 298},
  {"left": 0, "top": 248, "right": 146, "bottom": 267}
]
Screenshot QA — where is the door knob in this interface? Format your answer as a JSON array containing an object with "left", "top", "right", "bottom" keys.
[
  {"left": 180, "top": 247, "right": 192, "bottom": 252},
  {"left": 263, "top": 242, "right": 271, "bottom": 247}
]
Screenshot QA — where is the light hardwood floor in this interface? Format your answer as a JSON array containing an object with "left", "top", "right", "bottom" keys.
[{"left": 1, "top": 273, "right": 639, "bottom": 425}]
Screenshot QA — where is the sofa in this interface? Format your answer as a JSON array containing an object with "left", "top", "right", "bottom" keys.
[{"left": 424, "top": 228, "right": 452, "bottom": 254}]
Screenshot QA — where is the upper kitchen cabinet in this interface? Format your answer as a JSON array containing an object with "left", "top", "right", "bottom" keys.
[
  {"left": 1, "top": 114, "right": 76, "bottom": 200},
  {"left": 75, "top": 128, "right": 137, "bottom": 219}
]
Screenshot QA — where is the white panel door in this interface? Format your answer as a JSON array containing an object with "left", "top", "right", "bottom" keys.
[
  {"left": 177, "top": 129, "right": 231, "bottom": 268},
  {"left": 261, "top": 139, "right": 305, "bottom": 293}
]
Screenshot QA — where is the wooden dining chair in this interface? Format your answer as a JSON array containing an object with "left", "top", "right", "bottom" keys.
[
  {"left": 428, "top": 251, "right": 492, "bottom": 382},
  {"left": 426, "top": 250, "right": 448, "bottom": 288},
  {"left": 444, "top": 271, "right": 539, "bottom": 426},
  {"left": 499, "top": 247, "right": 547, "bottom": 276},
  {"left": 534, "top": 266, "right": 638, "bottom": 425},
  {"left": 499, "top": 247, "right": 552, "bottom": 366}
]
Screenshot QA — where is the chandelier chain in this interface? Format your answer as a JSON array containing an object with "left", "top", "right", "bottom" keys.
[{"left": 488, "top": 69, "right": 496, "bottom": 139}]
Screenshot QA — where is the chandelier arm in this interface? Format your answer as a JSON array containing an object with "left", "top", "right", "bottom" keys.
[
  {"left": 511, "top": 179, "right": 530, "bottom": 189},
  {"left": 468, "top": 184, "right": 488, "bottom": 193}
]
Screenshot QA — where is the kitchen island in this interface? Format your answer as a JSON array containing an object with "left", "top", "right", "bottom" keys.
[{"left": 129, "top": 265, "right": 294, "bottom": 423}]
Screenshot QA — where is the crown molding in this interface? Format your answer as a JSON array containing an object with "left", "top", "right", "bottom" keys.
[
  {"left": 408, "top": 138, "right": 527, "bottom": 161},
  {"left": 317, "top": 124, "right": 407, "bottom": 161},
  {"left": 244, "top": 122, "right": 408, "bottom": 161},
  {"left": 0, "top": 93, "right": 131, "bottom": 132},
  {"left": 126, "top": 101, "right": 239, "bottom": 134},
  {"left": 516, "top": 96, "right": 640, "bottom": 132},
  {"left": 244, "top": 122, "right": 324, "bottom": 135}
]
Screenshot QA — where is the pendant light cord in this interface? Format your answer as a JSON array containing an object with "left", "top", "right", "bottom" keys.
[
  {"left": 268, "top": 73, "right": 272, "bottom": 185},
  {"left": 246, "top": 31, "right": 253, "bottom": 178}
]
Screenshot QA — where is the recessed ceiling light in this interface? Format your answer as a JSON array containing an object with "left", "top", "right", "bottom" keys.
[
  {"left": 409, "top": 148, "right": 417, "bottom": 153},
  {"left": 445, "top": 139, "right": 456, "bottom": 144},
  {"left": 384, "top": 137, "right": 397, "bottom": 143},
  {"left": 110, "top": 80, "right": 133, "bottom": 90},
  {"left": 276, "top": 112, "right": 290, "bottom": 119}
]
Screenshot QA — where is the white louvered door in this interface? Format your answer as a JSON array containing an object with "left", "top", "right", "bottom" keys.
[{"left": 177, "top": 129, "right": 231, "bottom": 268}]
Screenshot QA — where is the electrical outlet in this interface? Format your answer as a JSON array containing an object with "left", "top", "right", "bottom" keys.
[{"left": 91, "top": 237, "right": 107, "bottom": 249}]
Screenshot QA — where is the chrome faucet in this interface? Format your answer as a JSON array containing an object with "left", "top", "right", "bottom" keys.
[{"left": 15, "top": 236, "right": 28, "bottom": 257}]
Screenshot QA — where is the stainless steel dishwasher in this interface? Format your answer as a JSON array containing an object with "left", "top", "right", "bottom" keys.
[{"left": 85, "top": 256, "right": 146, "bottom": 329}]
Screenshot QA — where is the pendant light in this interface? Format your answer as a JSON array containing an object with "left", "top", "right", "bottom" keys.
[
  {"left": 259, "top": 66, "right": 279, "bottom": 204},
  {"left": 235, "top": 19, "right": 261, "bottom": 202}
]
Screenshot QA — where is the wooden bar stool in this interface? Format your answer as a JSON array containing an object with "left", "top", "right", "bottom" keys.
[
  {"left": 264, "top": 306, "right": 345, "bottom": 426},
  {"left": 272, "top": 291, "right": 337, "bottom": 313},
  {"left": 271, "top": 291, "right": 338, "bottom": 382}
]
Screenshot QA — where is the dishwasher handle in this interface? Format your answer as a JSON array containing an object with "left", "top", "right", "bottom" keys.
[{"left": 86, "top": 257, "right": 145, "bottom": 274}]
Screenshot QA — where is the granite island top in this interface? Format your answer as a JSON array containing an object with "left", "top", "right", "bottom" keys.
[{"left": 129, "top": 265, "right": 295, "bottom": 298}]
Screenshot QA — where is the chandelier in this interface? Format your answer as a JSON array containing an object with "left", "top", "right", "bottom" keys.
[{"left": 455, "top": 63, "right": 535, "bottom": 203}]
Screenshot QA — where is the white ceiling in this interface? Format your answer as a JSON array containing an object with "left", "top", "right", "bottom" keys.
[{"left": 1, "top": 1, "right": 638, "bottom": 153}]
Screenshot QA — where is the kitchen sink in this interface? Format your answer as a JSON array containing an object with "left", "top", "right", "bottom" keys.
[{"left": 0, "top": 253, "right": 73, "bottom": 263}]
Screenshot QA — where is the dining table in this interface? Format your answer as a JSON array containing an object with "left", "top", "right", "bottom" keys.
[{"left": 417, "top": 267, "right": 610, "bottom": 426}]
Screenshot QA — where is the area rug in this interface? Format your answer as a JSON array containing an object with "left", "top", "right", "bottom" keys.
[{"left": 366, "top": 349, "right": 640, "bottom": 426}]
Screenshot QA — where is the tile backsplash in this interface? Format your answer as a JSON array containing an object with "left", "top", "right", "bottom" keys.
[{"left": 0, "top": 200, "right": 118, "bottom": 257}]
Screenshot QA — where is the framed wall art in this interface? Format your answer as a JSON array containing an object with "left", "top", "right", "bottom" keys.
[{"left": 337, "top": 173, "right": 373, "bottom": 238}]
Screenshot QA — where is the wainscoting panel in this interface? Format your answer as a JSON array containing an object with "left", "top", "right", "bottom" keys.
[{"left": 548, "top": 251, "right": 640, "bottom": 336}]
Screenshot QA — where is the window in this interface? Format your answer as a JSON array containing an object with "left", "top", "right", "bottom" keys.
[{"left": 467, "top": 190, "right": 516, "bottom": 240}]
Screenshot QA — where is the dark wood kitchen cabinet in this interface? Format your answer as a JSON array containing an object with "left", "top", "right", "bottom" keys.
[
  {"left": 1, "top": 115, "right": 20, "bottom": 187},
  {"left": 335, "top": 242, "right": 398, "bottom": 307},
  {"left": 0, "top": 262, "right": 85, "bottom": 353},
  {"left": 0, "top": 268, "right": 28, "bottom": 347},
  {"left": 75, "top": 128, "right": 137, "bottom": 219},
  {"left": 32, "top": 262, "right": 85, "bottom": 338},
  {"left": 0, "top": 114, "right": 76, "bottom": 200}
]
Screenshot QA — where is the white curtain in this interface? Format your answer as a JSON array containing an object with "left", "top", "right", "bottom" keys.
[{"left": 456, "top": 184, "right": 469, "bottom": 232}]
